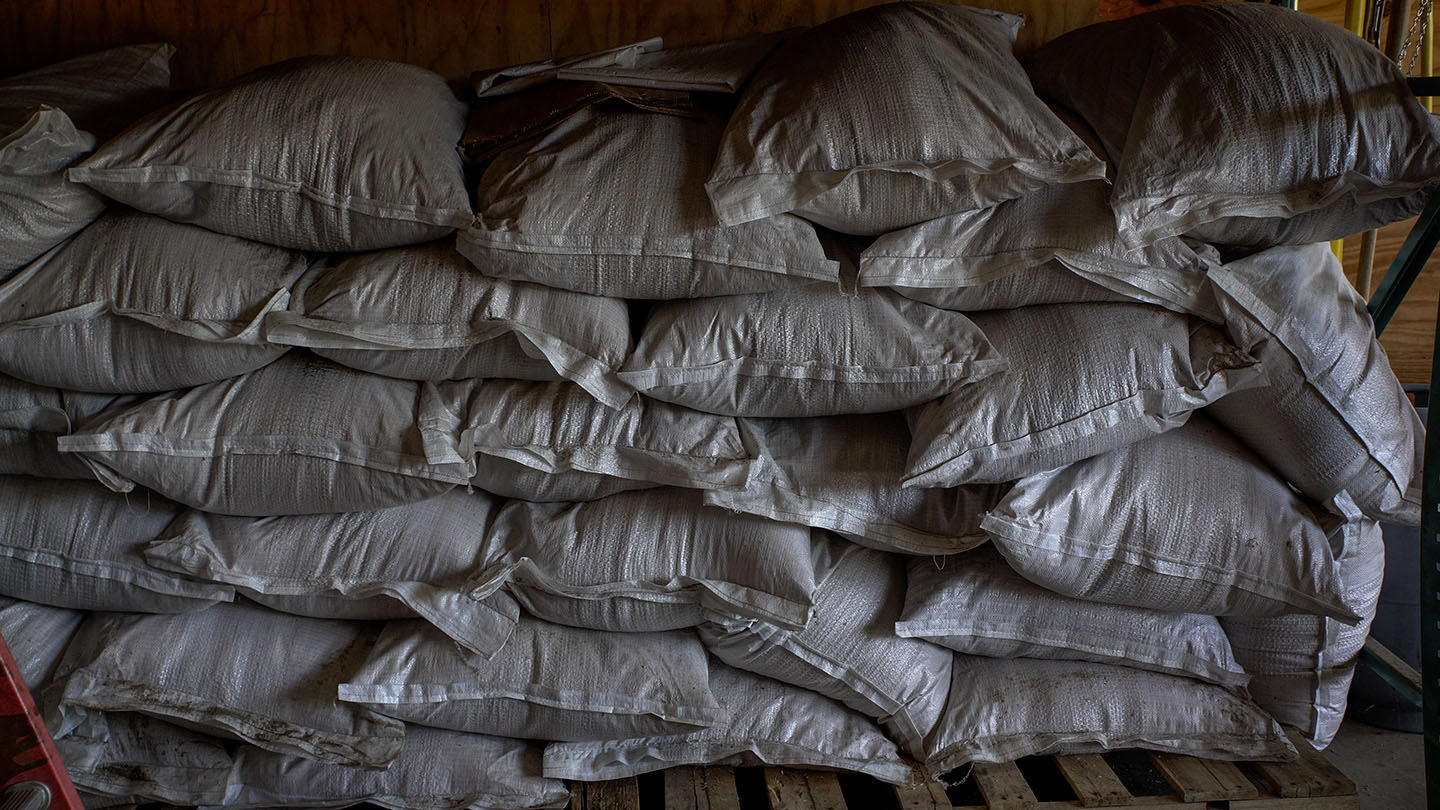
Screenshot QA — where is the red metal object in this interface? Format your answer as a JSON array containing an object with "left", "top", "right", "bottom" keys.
[{"left": 0, "top": 633, "right": 81, "bottom": 809}]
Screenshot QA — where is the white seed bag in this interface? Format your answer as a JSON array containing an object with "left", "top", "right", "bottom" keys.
[
  {"left": 1025, "top": 2, "right": 1440, "bottom": 249},
  {"left": 699, "top": 539, "right": 952, "bottom": 757},
  {"left": 706, "top": 414, "right": 1003, "bottom": 555},
  {"left": 265, "top": 242, "right": 634, "bottom": 408},
  {"left": 982, "top": 414, "right": 1353, "bottom": 620},
  {"left": 861, "top": 181, "right": 1221, "bottom": 322},
  {"left": 904, "top": 302, "right": 1260, "bottom": 487},
  {"left": 55, "top": 602, "right": 404, "bottom": 767},
  {"left": 543, "top": 661, "right": 915, "bottom": 786},
  {"left": 706, "top": 3, "right": 1104, "bottom": 235},
  {"left": 471, "top": 455, "right": 658, "bottom": 503},
  {"left": 0, "top": 476, "right": 232, "bottom": 612},
  {"left": 0, "top": 44, "right": 174, "bottom": 274},
  {"left": 556, "top": 32, "right": 791, "bottom": 93},
  {"left": 421, "top": 378, "right": 755, "bottom": 492},
  {"left": 898, "top": 546, "right": 1248, "bottom": 687},
  {"left": 1207, "top": 243, "right": 1424, "bottom": 524},
  {"left": 56, "top": 711, "right": 235, "bottom": 806},
  {"left": 340, "top": 616, "right": 720, "bottom": 742},
  {"left": 59, "top": 354, "right": 468, "bottom": 516},
  {"left": 0, "top": 211, "right": 304, "bottom": 392},
  {"left": 69, "top": 55, "right": 472, "bottom": 252},
  {"left": 143, "top": 490, "right": 517, "bottom": 656},
  {"left": 1221, "top": 496, "right": 1385, "bottom": 748},
  {"left": 0, "top": 374, "right": 132, "bottom": 478},
  {"left": 619, "top": 287, "right": 1004, "bottom": 418},
  {"left": 476, "top": 487, "right": 816, "bottom": 632},
  {"left": 0, "top": 597, "right": 85, "bottom": 690},
  {"left": 892, "top": 261, "right": 1137, "bottom": 313},
  {"left": 462, "top": 105, "right": 837, "bottom": 299},
  {"left": 219, "top": 726, "right": 571, "bottom": 810},
  {"left": 924, "top": 656, "right": 1294, "bottom": 771}
]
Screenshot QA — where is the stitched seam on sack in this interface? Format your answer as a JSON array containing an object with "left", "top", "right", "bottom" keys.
[{"left": 69, "top": 166, "right": 472, "bottom": 224}]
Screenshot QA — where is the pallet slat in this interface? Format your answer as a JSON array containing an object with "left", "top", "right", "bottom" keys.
[
  {"left": 971, "top": 761, "right": 1037, "bottom": 810},
  {"left": 1054, "top": 754, "right": 1132, "bottom": 806},
  {"left": 765, "top": 768, "right": 816, "bottom": 810},
  {"left": 802, "top": 772, "right": 847, "bottom": 810},
  {"left": 585, "top": 777, "right": 640, "bottom": 810},
  {"left": 894, "top": 778, "right": 953, "bottom": 810},
  {"left": 1197, "top": 758, "right": 1259, "bottom": 800},
  {"left": 665, "top": 766, "right": 744, "bottom": 810},
  {"left": 1149, "top": 752, "right": 1237, "bottom": 802}
]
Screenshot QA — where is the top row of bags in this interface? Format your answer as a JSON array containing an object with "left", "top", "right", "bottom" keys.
[{"left": 5, "top": 1, "right": 1438, "bottom": 270}]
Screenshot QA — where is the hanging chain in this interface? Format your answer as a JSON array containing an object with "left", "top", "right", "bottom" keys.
[{"left": 1397, "top": 0, "right": 1433, "bottom": 74}]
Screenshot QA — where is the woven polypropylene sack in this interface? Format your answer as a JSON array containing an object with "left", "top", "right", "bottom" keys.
[
  {"left": 1207, "top": 243, "right": 1423, "bottom": 524},
  {"left": 339, "top": 615, "right": 720, "bottom": 742},
  {"left": 699, "top": 538, "right": 951, "bottom": 758},
  {"left": 860, "top": 181, "right": 1219, "bottom": 321},
  {"left": 982, "top": 414, "right": 1353, "bottom": 620},
  {"left": 220, "top": 726, "right": 570, "bottom": 810},
  {"left": 898, "top": 546, "right": 1248, "bottom": 687},
  {"left": 1024, "top": 3, "right": 1440, "bottom": 249},
  {"left": 69, "top": 55, "right": 472, "bottom": 252},
  {"left": 265, "top": 241, "right": 634, "bottom": 408},
  {"left": 555, "top": 32, "right": 790, "bottom": 94},
  {"left": 706, "top": 3, "right": 1104, "bottom": 235},
  {"left": 924, "top": 656, "right": 1294, "bottom": 772},
  {"left": 420, "top": 378, "right": 755, "bottom": 492},
  {"left": 0, "top": 374, "right": 132, "bottom": 478},
  {"left": 55, "top": 712, "right": 235, "bottom": 806},
  {"left": 0, "top": 212, "right": 303, "bottom": 392},
  {"left": 1221, "top": 497, "right": 1385, "bottom": 749},
  {"left": 143, "top": 491, "right": 517, "bottom": 656},
  {"left": 892, "top": 261, "right": 1137, "bottom": 312},
  {"left": 706, "top": 414, "right": 1004, "bottom": 555},
  {"left": 0, "top": 597, "right": 85, "bottom": 690},
  {"left": 0, "top": 476, "right": 231, "bottom": 612},
  {"left": 904, "top": 303, "right": 1259, "bottom": 487},
  {"left": 619, "top": 287, "right": 1004, "bottom": 418},
  {"left": 0, "top": 44, "right": 174, "bottom": 274},
  {"left": 543, "top": 661, "right": 915, "bottom": 786},
  {"left": 476, "top": 487, "right": 816, "bottom": 632},
  {"left": 59, "top": 354, "right": 468, "bottom": 516},
  {"left": 55, "top": 602, "right": 404, "bottom": 767},
  {"left": 471, "top": 455, "right": 659, "bottom": 503},
  {"left": 461, "top": 105, "right": 837, "bottom": 299}
]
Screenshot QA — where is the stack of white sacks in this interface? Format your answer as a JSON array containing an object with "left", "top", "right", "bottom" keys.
[{"left": 1, "top": 2, "right": 1435, "bottom": 805}]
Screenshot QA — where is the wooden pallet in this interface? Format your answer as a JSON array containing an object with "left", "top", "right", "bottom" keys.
[{"left": 568, "top": 732, "right": 1359, "bottom": 809}]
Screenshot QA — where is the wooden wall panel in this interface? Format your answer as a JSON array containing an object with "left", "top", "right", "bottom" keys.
[{"left": 2, "top": 0, "right": 1437, "bottom": 379}]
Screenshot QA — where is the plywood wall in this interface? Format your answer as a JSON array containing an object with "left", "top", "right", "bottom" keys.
[{"left": 3, "top": 0, "right": 1437, "bottom": 381}]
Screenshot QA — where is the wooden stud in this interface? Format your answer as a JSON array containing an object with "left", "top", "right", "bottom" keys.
[
  {"left": 970, "top": 761, "right": 1037, "bottom": 810},
  {"left": 1053, "top": 754, "right": 1132, "bottom": 806}
]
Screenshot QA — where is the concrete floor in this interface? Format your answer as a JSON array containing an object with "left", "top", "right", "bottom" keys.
[{"left": 1327, "top": 721, "right": 1425, "bottom": 809}]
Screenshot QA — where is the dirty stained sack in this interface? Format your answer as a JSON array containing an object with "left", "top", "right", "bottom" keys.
[{"left": 55, "top": 602, "right": 405, "bottom": 768}]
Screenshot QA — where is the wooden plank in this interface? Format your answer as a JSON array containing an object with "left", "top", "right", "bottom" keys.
[
  {"left": 1250, "top": 730, "right": 1356, "bottom": 803},
  {"left": 1197, "top": 758, "right": 1260, "bottom": 801},
  {"left": 1053, "top": 754, "right": 1132, "bottom": 806},
  {"left": 701, "top": 767, "right": 744, "bottom": 810},
  {"left": 1229, "top": 796, "right": 1362, "bottom": 810},
  {"left": 764, "top": 767, "right": 817, "bottom": 810},
  {"left": 803, "top": 772, "right": 848, "bottom": 810},
  {"left": 586, "top": 776, "right": 641, "bottom": 810},
  {"left": 895, "top": 777, "right": 953, "bottom": 810},
  {"left": 1148, "top": 753, "right": 1233, "bottom": 802},
  {"left": 664, "top": 766, "right": 703, "bottom": 810},
  {"left": 970, "top": 761, "right": 1038, "bottom": 810}
]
